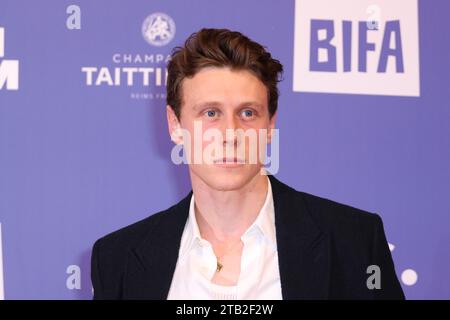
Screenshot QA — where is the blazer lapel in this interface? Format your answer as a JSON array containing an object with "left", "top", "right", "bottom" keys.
[
  {"left": 269, "top": 175, "right": 330, "bottom": 299},
  {"left": 123, "top": 192, "right": 192, "bottom": 299}
]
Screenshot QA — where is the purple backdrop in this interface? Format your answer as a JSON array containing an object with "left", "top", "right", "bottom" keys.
[{"left": 0, "top": 0, "right": 449, "bottom": 299}]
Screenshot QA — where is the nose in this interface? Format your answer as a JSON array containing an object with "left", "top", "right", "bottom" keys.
[{"left": 221, "top": 113, "right": 240, "bottom": 148}]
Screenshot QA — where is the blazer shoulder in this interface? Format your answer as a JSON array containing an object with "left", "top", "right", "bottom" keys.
[
  {"left": 270, "top": 175, "right": 382, "bottom": 233},
  {"left": 296, "top": 189, "right": 382, "bottom": 233},
  {"left": 93, "top": 200, "right": 183, "bottom": 253},
  {"left": 294, "top": 190, "right": 389, "bottom": 267}
]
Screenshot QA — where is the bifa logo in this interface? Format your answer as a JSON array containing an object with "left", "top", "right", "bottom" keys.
[
  {"left": 0, "top": 27, "right": 19, "bottom": 91},
  {"left": 293, "top": 0, "right": 420, "bottom": 96}
]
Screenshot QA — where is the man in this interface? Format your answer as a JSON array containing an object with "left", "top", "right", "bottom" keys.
[{"left": 91, "top": 28, "right": 404, "bottom": 299}]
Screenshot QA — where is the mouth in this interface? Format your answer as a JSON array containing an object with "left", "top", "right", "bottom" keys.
[{"left": 213, "top": 157, "right": 246, "bottom": 167}]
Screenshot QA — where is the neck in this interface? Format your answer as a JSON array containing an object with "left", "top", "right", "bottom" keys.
[{"left": 190, "top": 172, "right": 269, "bottom": 244}]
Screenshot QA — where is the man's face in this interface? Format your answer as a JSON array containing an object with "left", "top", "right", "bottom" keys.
[{"left": 167, "top": 67, "right": 276, "bottom": 191}]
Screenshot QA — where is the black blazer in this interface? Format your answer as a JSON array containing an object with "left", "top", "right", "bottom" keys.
[{"left": 91, "top": 175, "right": 405, "bottom": 299}]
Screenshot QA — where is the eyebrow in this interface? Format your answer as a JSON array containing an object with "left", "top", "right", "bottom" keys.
[
  {"left": 192, "top": 101, "right": 265, "bottom": 111},
  {"left": 192, "top": 101, "right": 222, "bottom": 111}
]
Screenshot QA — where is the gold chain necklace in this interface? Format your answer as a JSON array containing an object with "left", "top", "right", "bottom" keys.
[{"left": 215, "top": 240, "right": 242, "bottom": 272}]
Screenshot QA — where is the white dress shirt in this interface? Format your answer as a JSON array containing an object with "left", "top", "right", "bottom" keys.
[{"left": 167, "top": 177, "right": 283, "bottom": 300}]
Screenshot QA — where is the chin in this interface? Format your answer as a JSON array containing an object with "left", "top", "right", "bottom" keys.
[{"left": 190, "top": 165, "right": 262, "bottom": 191}]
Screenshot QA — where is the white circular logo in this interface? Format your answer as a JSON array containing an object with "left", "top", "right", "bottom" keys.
[{"left": 142, "top": 12, "right": 176, "bottom": 47}]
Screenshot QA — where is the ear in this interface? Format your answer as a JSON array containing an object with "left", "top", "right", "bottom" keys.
[
  {"left": 267, "top": 111, "right": 277, "bottom": 144},
  {"left": 166, "top": 105, "right": 183, "bottom": 144}
]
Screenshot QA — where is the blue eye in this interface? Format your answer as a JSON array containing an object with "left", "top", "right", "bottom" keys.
[
  {"left": 205, "top": 110, "right": 217, "bottom": 117},
  {"left": 242, "top": 109, "right": 253, "bottom": 117}
]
